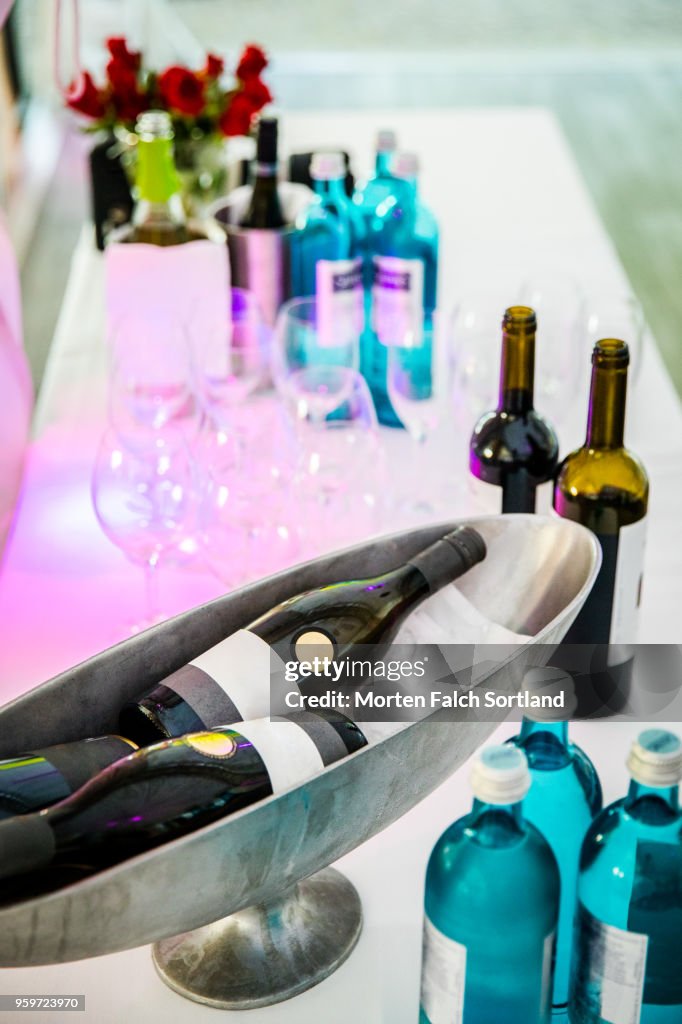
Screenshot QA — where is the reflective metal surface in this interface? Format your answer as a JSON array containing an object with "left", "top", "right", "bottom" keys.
[{"left": 0, "top": 516, "right": 600, "bottom": 968}]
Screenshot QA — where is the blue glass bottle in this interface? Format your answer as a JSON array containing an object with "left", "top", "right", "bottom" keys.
[
  {"left": 290, "top": 150, "right": 365, "bottom": 299},
  {"left": 569, "top": 729, "right": 682, "bottom": 1024},
  {"left": 420, "top": 745, "right": 560, "bottom": 1024},
  {"left": 364, "top": 152, "right": 439, "bottom": 427},
  {"left": 352, "top": 129, "right": 397, "bottom": 229},
  {"left": 509, "top": 669, "right": 603, "bottom": 1017}
]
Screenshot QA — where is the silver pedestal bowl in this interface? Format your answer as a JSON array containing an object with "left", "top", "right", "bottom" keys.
[{"left": 0, "top": 515, "right": 600, "bottom": 1008}]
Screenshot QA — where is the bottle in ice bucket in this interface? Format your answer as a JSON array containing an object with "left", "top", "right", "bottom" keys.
[
  {"left": 508, "top": 668, "right": 603, "bottom": 1017},
  {"left": 420, "top": 744, "right": 559, "bottom": 1024},
  {"left": 363, "top": 151, "right": 439, "bottom": 427},
  {"left": 568, "top": 728, "right": 682, "bottom": 1024}
]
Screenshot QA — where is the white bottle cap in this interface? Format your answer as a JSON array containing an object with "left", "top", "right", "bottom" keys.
[
  {"left": 310, "top": 151, "right": 345, "bottom": 181},
  {"left": 392, "top": 151, "right": 419, "bottom": 180},
  {"left": 522, "top": 667, "right": 578, "bottom": 722},
  {"left": 470, "top": 744, "right": 530, "bottom": 805},
  {"left": 627, "top": 729, "right": 682, "bottom": 788},
  {"left": 376, "top": 129, "right": 397, "bottom": 153}
]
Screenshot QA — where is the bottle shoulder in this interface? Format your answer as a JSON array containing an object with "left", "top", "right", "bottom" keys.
[
  {"left": 555, "top": 445, "right": 649, "bottom": 503},
  {"left": 470, "top": 409, "right": 559, "bottom": 474}
]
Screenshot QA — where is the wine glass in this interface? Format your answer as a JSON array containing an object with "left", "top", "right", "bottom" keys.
[
  {"left": 194, "top": 288, "right": 270, "bottom": 429},
  {"left": 292, "top": 371, "right": 385, "bottom": 554},
  {"left": 584, "top": 290, "right": 645, "bottom": 385},
  {"left": 109, "top": 314, "right": 200, "bottom": 448},
  {"left": 272, "top": 296, "right": 360, "bottom": 424},
  {"left": 91, "top": 431, "right": 202, "bottom": 632},
  {"left": 517, "top": 275, "right": 587, "bottom": 426}
]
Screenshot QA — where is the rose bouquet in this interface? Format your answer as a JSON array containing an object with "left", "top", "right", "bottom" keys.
[{"left": 66, "top": 38, "right": 273, "bottom": 209}]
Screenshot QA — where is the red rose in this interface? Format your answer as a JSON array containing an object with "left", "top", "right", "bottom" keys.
[
  {"left": 219, "top": 93, "right": 255, "bottom": 136},
  {"left": 65, "top": 71, "right": 106, "bottom": 119},
  {"left": 236, "top": 44, "right": 267, "bottom": 80},
  {"left": 105, "top": 59, "right": 146, "bottom": 122},
  {"left": 106, "top": 37, "right": 141, "bottom": 70},
  {"left": 240, "top": 75, "right": 272, "bottom": 110},
  {"left": 203, "top": 53, "right": 225, "bottom": 79},
  {"left": 158, "top": 66, "right": 206, "bottom": 117},
  {"left": 106, "top": 58, "right": 138, "bottom": 93}
]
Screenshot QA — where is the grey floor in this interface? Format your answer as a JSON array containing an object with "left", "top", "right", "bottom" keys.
[{"left": 18, "top": 0, "right": 682, "bottom": 398}]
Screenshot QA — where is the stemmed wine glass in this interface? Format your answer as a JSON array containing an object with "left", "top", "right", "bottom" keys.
[
  {"left": 272, "top": 296, "right": 360, "bottom": 425},
  {"left": 91, "top": 431, "right": 201, "bottom": 632},
  {"left": 109, "top": 314, "right": 201, "bottom": 449}
]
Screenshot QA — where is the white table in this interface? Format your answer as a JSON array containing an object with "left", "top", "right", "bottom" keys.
[{"left": 0, "top": 108, "right": 680, "bottom": 1022}]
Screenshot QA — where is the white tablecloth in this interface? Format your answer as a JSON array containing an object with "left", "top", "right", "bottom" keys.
[{"left": 0, "top": 108, "right": 679, "bottom": 1022}]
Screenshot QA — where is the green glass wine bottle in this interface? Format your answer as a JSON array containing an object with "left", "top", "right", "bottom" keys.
[{"left": 554, "top": 338, "right": 648, "bottom": 713}]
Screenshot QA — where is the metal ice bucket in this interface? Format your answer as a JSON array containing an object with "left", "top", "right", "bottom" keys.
[
  {"left": 209, "top": 182, "right": 313, "bottom": 327},
  {"left": 0, "top": 516, "right": 600, "bottom": 1008}
]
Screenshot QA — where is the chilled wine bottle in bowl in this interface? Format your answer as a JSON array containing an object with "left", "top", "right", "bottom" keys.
[
  {"left": 239, "top": 116, "right": 286, "bottom": 230},
  {"left": 0, "top": 711, "right": 366, "bottom": 892},
  {"left": 119, "top": 525, "right": 487, "bottom": 746}
]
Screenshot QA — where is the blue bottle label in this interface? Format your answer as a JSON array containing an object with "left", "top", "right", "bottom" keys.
[
  {"left": 316, "top": 257, "right": 364, "bottom": 348},
  {"left": 570, "top": 903, "right": 648, "bottom": 1024},
  {"left": 371, "top": 255, "right": 424, "bottom": 346},
  {"left": 420, "top": 915, "right": 466, "bottom": 1024}
]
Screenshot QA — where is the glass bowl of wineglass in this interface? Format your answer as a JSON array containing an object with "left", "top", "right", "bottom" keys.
[{"left": 91, "top": 431, "right": 202, "bottom": 632}]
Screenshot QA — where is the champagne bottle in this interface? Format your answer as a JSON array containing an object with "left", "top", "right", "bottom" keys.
[
  {"left": 470, "top": 306, "right": 559, "bottom": 513},
  {"left": 0, "top": 711, "right": 366, "bottom": 889},
  {"left": 0, "top": 736, "right": 137, "bottom": 820},
  {"left": 110, "top": 110, "right": 223, "bottom": 247},
  {"left": 554, "top": 339, "right": 648, "bottom": 712},
  {"left": 119, "top": 526, "right": 486, "bottom": 747},
  {"left": 239, "top": 116, "right": 286, "bottom": 229}
]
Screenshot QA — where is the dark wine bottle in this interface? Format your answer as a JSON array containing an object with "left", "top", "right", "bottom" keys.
[
  {"left": 554, "top": 338, "right": 648, "bottom": 714},
  {"left": 119, "top": 526, "right": 487, "bottom": 747},
  {"left": 469, "top": 306, "right": 559, "bottom": 513},
  {"left": 239, "top": 116, "right": 286, "bottom": 229},
  {"left": 0, "top": 736, "right": 137, "bottom": 820},
  {"left": 0, "top": 711, "right": 366, "bottom": 890}
]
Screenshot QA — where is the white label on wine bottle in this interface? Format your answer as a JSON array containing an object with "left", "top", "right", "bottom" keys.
[
  {"left": 316, "top": 257, "right": 364, "bottom": 348},
  {"left": 235, "top": 718, "right": 325, "bottom": 794},
  {"left": 419, "top": 916, "right": 466, "bottom": 1024},
  {"left": 609, "top": 516, "right": 647, "bottom": 650},
  {"left": 572, "top": 906, "right": 648, "bottom": 1024},
  {"left": 191, "top": 630, "right": 283, "bottom": 721},
  {"left": 372, "top": 256, "right": 424, "bottom": 347}
]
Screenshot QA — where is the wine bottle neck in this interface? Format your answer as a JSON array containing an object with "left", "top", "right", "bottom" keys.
[
  {"left": 253, "top": 160, "right": 278, "bottom": 180},
  {"left": 499, "top": 318, "right": 535, "bottom": 414},
  {"left": 136, "top": 137, "right": 182, "bottom": 205},
  {"left": 585, "top": 362, "right": 627, "bottom": 449},
  {"left": 406, "top": 529, "right": 485, "bottom": 595}
]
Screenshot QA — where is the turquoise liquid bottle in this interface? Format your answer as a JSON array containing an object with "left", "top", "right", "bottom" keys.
[
  {"left": 420, "top": 745, "right": 560, "bottom": 1024},
  {"left": 509, "top": 669, "right": 603, "bottom": 1017},
  {"left": 353, "top": 128, "right": 397, "bottom": 229},
  {"left": 363, "top": 151, "right": 439, "bottom": 428},
  {"left": 569, "top": 729, "right": 682, "bottom": 1024},
  {"left": 290, "top": 150, "right": 365, "bottom": 298}
]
